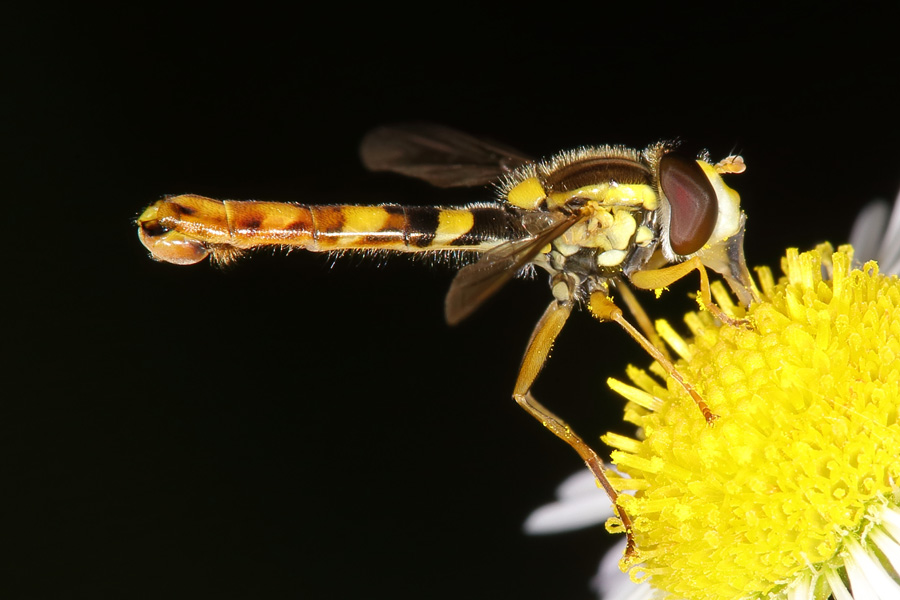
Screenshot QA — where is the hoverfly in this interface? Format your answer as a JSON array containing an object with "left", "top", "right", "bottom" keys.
[{"left": 137, "top": 123, "right": 759, "bottom": 557}]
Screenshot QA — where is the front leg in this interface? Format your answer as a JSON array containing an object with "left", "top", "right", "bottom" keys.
[{"left": 629, "top": 256, "right": 750, "bottom": 328}]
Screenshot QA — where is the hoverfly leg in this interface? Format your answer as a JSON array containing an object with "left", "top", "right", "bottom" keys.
[
  {"left": 513, "top": 297, "right": 637, "bottom": 558},
  {"left": 629, "top": 256, "right": 752, "bottom": 329},
  {"left": 614, "top": 283, "right": 672, "bottom": 362},
  {"left": 589, "top": 291, "right": 717, "bottom": 425}
]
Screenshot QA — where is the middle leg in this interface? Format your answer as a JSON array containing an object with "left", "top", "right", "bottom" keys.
[{"left": 512, "top": 297, "right": 636, "bottom": 558}]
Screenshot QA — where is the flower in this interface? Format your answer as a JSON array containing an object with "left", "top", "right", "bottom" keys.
[
  {"left": 526, "top": 187, "right": 900, "bottom": 600},
  {"left": 606, "top": 244, "right": 900, "bottom": 599},
  {"left": 524, "top": 468, "right": 615, "bottom": 535}
]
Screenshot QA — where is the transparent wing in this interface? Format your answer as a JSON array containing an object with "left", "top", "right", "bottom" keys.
[
  {"left": 360, "top": 122, "right": 533, "bottom": 188},
  {"left": 445, "top": 212, "right": 582, "bottom": 325}
]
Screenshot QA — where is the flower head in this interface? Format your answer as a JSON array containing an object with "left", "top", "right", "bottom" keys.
[{"left": 604, "top": 244, "right": 900, "bottom": 599}]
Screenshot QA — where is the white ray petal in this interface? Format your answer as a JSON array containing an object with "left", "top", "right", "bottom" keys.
[
  {"left": 869, "top": 527, "right": 900, "bottom": 579},
  {"left": 523, "top": 490, "right": 613, "bottom": 533},
  {"left": 850, "top": 199, "right": 889, "bottom": 263},
  {"left": 875, "top": 189, "right": 900, "bottom": 273},
  {"left": 877, "top": 505, "right": 900, "bottom": 544},
  {"left": 557, "top": 469, "right": 606, "bottom": 499},
  {"left": 881, "top": 252, "right": 900, "bottom": 279},
  {"left": 785, "top": 572, "right": 812, "bottom": 600},
  {"left": 824, "top": 567, "right": 854, "bottom": 600},
  {"left": 592, "top": 538, "right": 650, "bottom": 600},
  {"left": 844, "top": 537, "right": 900, "bottom": 599},
  {"left": 524, "top": 470, "right": 616, "bottom": 534}
]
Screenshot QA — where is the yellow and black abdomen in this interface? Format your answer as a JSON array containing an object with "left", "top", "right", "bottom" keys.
[{"left": 137, "top": 194, "right": 528, "bottom": 265}]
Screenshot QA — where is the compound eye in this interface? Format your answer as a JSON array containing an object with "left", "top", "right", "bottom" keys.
[{"left": 659, "top": 153, "right": 718, "bottom": 256}]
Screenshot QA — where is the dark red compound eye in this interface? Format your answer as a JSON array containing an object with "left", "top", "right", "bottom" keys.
[{"left": 659, "top": 153, "right": 719, "bottom": 256}]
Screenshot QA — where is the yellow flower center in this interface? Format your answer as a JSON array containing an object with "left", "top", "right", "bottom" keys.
[{"left": 604, "top": 245, "right": 900, "bottom": 599}]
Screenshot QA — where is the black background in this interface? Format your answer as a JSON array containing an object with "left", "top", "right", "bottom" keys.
[{"left": 6, "top": 5, "right": 900, "bottom": 599}]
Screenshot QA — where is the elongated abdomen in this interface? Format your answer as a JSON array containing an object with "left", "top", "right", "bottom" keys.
[{"left": 137, "top": 194, "right": 525, "bottom": 265}]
